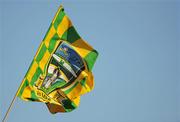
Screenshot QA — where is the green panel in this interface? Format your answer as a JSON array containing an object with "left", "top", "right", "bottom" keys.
[
  {"left": 36, "top": 44, "right": 47, "bottom": 63},
  {"left": 18, "top": 79, "right": 29, "bottom": 97},
  {"left": 61, "top": 30, "right": 67, "bottom": 41},
  {"left": 48, "top": 33, "right": 59, "bottom": 53},
  {"left": 54, "top": 10, "right": 65, "bottom": 30},
  {"left": 80, "top": 78, "right": 86, "bottom": 86},
  {"left": 61, "top": 26, "right": 81, "bottom": 43},
  {"left": 30, "top": 67, "right": 42, "bottom": 86},
  {"left": 30, "top": 91, "right": 39, "bottom": 101},
  {"left": 84, "top": 50, "right": 98, "bottom": 71}
]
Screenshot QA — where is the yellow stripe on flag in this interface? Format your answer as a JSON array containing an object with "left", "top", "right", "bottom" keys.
[
  {"left": 72, "top": 39, "right": 93, "bottom": 58},
  {"left": 67, "top": 83, "right": 82, "bottom": 100},
  {"left": 72, "top": 96, "right": 80, "bottom": 107},
  {"left": 80, "top": 85, "right": 89, "bottom": 95},
  {"left": 21, "top": 86, "right": 32, "bottom": 100},
  {"left": 44, "top": 26, "right": 56, "bottom": 48},
  {"left": 84, "top": 72, "right": 94, "bottom": 91},
  {"left": 57, "top": 15, "right": 72, "bottom": 37},
  {"left": 39, "top": 50, "right": 51, "bottom": 71},
  {"left": 27, "top": 61, "right": 38, "bottom": 82}
]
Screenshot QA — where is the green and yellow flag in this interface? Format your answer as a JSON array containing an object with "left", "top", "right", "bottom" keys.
[{"left": 17, "top": 5, "right": 98, "bottom": 113}]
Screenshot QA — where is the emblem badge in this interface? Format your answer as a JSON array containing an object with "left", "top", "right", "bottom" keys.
[{"left": 34, "top": 41, "right": 85, "bottom": 105}]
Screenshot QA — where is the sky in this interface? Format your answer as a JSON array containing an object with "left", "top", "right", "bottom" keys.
[{"left": 0, "top": 0, "right": 180, "bottom": 122}]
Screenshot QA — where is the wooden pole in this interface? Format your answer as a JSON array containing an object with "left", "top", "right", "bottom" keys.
[
  {"left": 2, "top": 79, "right": 24, "bottom": 122},
  {"left": 2, "top": 93, "right": 17, "bottom": 122}
]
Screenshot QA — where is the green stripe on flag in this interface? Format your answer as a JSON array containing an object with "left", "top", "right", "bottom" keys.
[
  {"left": 31, "top": 91, "right": 39, "bottom": 101},
  {"left": 48, "top": 33, "right": 59, "bottom": 53},
  {"left": 61, "top": 26, "right": 80, "bottom": 43},
  {"left": 84, "top": 50, "right": 98, "bottom": 71},
  {"left": 80, "top": 78, "right": 86, "bottom": 86},
  {"left": 30, "top": 67, "right": 42, "bottom": 86},
  {"left": 24, "top": 60, "right": 34, "bottom": 77},
  {"left": 36, "top": 44, "right": 47, "bottom": 63},
  {"left": 53, "top": 10, "right": 65, "bottom": 30},
  {"left": 63, "top": 100, "right": 76, "bottom": 112},
  {"left": 18, "top": 79, "right": 29, "bottom": 97},
  {"left": 71, "top": 102, "right": 78, "bottom": 109}
]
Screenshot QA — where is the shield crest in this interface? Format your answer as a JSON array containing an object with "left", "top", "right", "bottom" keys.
[{"left": 34, "top": 41, "right": 85, "bottom": 105}]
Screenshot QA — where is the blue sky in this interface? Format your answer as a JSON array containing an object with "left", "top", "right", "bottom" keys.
[{"left": 0, "top": 0, "right": 180, "bottom": 122}]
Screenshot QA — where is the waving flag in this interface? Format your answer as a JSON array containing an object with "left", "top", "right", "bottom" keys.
[{"left": 17, "top": 5, "right": 98, "bottom": 113}]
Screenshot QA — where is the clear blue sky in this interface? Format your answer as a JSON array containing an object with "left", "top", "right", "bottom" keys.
[{"left": 0, "top": 0, "right": 180, "bottom": 122}]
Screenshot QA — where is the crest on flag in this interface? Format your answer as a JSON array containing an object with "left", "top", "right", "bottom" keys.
[{"left": 33, "top": 41, "right": 86, "bottom": 106}]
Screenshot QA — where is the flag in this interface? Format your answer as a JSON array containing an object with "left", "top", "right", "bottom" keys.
[{"left": 17, "top": 5, "right": 98, "bottom": 113}]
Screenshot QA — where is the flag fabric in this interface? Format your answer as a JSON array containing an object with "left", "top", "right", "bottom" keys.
[{"left": 17, "top": 5, "right": 98, "bottom": 113}]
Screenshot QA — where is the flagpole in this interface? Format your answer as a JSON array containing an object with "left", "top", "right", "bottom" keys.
[
  {"left": 2, "top": 93, "right": 17, "bottom": 122},
  {"left": 2, "top": 79, "right": 24, "bottom": 122}
]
